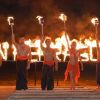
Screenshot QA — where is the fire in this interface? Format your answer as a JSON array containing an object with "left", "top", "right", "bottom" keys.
[
  {"left": 91, "top": 17, "right": 99, "bottom": 26},
  {"left": 0, "top": 32, "right": 99, "bottom": 62},
  {"left": 7, "top": 16, "right": 14, "bottom": 25},
  {"left": 59, "top": 14, "right": 67, "bottom": 22},
  {"left": 12, "top": 45, "right": 17, "bottom": 61},
  {"left": 1, "top": 42, "right": 9, "bottom": 60}
]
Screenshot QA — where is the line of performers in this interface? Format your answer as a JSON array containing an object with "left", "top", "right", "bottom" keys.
[{"left": 0, "top": 33, "right": 100, "bottom": 90}]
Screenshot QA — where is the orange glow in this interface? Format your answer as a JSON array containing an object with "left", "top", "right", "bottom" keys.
[
  {"left": 0, "top": 32, "right": 99, "bottom": 62},
  {"left": 0, "top": 42, "right": 9, "bottom": 60}
]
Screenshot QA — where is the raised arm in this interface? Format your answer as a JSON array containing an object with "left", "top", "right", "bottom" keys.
[
  {"left": 11, "top": 33, "right": 18, "bottom": 47},
  {"left": 28, "top": 47, "right": 32, "bottom": 62},
  {"left": 65, "top": 32, "right": 70, "bottom": 51},
  {"left": 26, "top": 46, "right": 32, "bottom": 70},
  {"left": 40, "top": 36, "right": 45, "bottom": 51},
  {"left": 53, "top": 49, "right": 59, "bottom": 71}
]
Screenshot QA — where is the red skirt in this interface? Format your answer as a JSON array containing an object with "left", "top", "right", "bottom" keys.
[{"left": 64, "top": 61, "right": 80, "bottom": 80}]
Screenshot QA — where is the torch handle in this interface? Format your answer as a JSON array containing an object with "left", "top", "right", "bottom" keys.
[
  {"left": 11, "top": 25, "right": 16, "bottom": 44},
  {"left": 63, "top": 20, "right": 70, "bottom": 50},
  {"left": 65, "top": 32, "right": 70, "bottom": 50},
  {"left": 41, "top": 24, "right": 44, "bottom": 40},
  {"left": 11, "top": 24, "right": 14, "bottom": 36}
]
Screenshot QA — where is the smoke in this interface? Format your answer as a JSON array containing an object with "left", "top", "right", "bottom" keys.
[{"left": 0, "top": 0, "right": 100, "bottom": 41}]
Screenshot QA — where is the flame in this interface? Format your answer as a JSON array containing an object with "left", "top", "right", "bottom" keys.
[
  {"left": 36, "top": 16, "right": 43, "bottom": 25},
  {"left": 91, "top": 17, "right": 99, "bottom": 26},
  {"left": 12, "top": 45, "right": 17, "bottom": 61},
  {"left": 7, "top": 16, "right": 14, "bottom": 25},
  {"left": 0, "top": 32, "right": 99, "bottom": 62},
  {"left": 2, "top": 42, "right": 9, "bottom": 60},
  {"left": 59, "top": 13, "right": 67, "bottom": 22}
]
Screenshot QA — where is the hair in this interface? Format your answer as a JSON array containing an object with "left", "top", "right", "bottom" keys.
[
  {"left": 45, "top": 37, "right": 51, "bottom": 42},
  {"left": 71, "top": 39, "right": 78, "bottom": 45}
]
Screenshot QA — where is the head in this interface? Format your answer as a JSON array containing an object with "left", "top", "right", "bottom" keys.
[
  {"left": 45, "top": 38, "right": 51, "bottom": 47},
  {"left": 19, "top": 37, "right": 25, "bottom": 44},
  {"left": 71, "top": 41, "right": 77, "bottom": 49}
]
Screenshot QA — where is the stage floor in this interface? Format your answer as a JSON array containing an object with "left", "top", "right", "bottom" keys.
[
  {"left": 0, "top": 61, "right": 98, "bottom": 100},
  {"left": 0, "top": 80, "right": 98, "bottom": 100},
  {"left": 1, "top": 85, "right": 100, "bottom": 100}
]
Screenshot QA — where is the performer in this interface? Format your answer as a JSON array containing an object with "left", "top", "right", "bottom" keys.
[
  {"left": 12, "top": 33, "right": 31, "bottom": 90},
  {"left": 96, "top": 36, "right": 100, "bottom": 89},
  {"left": 41, "top": 37, "right": 58, "bottom": 90},
  {"left": 0, "top": 54, "right": 2, "bottom": 66},
  {"left": 64, "top": 41, "right": 83, "bottom": 90}
]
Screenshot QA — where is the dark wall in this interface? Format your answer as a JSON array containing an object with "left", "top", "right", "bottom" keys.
[{"left": 0, "top": 61, "right": 96, "bottom": 82}]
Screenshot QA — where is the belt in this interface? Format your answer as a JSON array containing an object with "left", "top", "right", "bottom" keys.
[{"left": 16, "top": 56, "right": 28, "bottom": 60}]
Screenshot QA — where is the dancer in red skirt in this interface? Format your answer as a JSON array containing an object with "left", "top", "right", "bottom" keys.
[{"left": 64, "top": 41, "right": 83, "bottom": 90}]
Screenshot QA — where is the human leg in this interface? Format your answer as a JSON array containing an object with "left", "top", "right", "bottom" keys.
[
  {"left": 41, "top": 66, "right": 47, "bottom": 90},
  {"left": 47, "top": 67, "right": 54, "bottom": 90},
  {"left": 16, "top": 60, "right": 28, "bottom": 90},
  {"left": 69, "top": 71, "right": 75, "bottom": 90}
]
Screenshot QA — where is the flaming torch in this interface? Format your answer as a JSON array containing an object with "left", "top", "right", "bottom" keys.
[
  {"left": 7, "top": 16, "right": 14, "bottom": 36},
  {"left": 59, "top": 13, "right": 67, "bottom": 31},
  {"left": 59, "top": 13, "right": 70, "bottom": 49},
  {"left": 91, "top": 17, "right": 99, "bottom": 60},
  {"left": 36, "top": 16, "right": 44, "bottom": 37}
]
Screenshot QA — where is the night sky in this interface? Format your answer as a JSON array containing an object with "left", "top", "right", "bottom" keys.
[{"left": 0, "top": 0, "right": 100, "bottom": 41}]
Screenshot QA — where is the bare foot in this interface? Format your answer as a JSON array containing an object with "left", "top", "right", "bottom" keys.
[{"left": 70, "top": 87, "right": 75, "bottom": 90}]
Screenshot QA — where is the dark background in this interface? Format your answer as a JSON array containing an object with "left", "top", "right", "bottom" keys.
[
  {"left": 0, "top": 0, "right": 100, "bottom": 42},
  {"left": 0, "top": 61, "right": 96, "bottom": 86}
]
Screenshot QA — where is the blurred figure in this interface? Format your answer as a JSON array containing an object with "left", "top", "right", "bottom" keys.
[
  {"left": 96, "top": 41, "right": 100, "bottom": 89},
  {"left": 41, "top": 37, "right": 58, "bottom": 90},
  {"left": 0, "top": 54, "right": 2, "bottom": 66},
  {"left": 64, "top": 41, "right": 83, "bottom": 90},
  {"left": 12, "top": 34, "right": 31, "bottom": 90}
]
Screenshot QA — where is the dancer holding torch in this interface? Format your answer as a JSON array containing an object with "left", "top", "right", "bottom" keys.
[
  {"left": 59, "top": 14, "right": 83, "bottom": 90},
  {"left": 64, "top": 40, "right": 83, "bottom": 90},
  {"left": 8, "top": 17, "right": 31, "bottom": 90},
  {"left": 91, "top": 17, "right": 100, "bottom": 89},
  {"left": 36, "top": 16, "right": 58, "bottom": 90}
]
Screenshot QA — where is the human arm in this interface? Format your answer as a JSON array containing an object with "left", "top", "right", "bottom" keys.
[
  {"left": 53, "top": 49, "right": 59, "bottom": 71},
  {"left": 27, "top": 47, "right": 32, "bottom": 70},
  {"left": 11, "top": 33, "right": 18, "bottom": 48},
  {"left": 40, "top": 36, "right": 45, "bottom": 51}
]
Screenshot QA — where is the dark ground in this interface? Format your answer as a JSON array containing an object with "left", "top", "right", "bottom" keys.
[{"left": 0, "top": 61, "right": 98, "bottom": 100}]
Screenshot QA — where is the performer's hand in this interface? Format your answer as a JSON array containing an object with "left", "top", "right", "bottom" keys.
[
  {"left": 27, "top": 62, "right": 30, "bottom": 70},
  {"left": 11, "top": 33, "right": 16, "bottom": 44}
]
